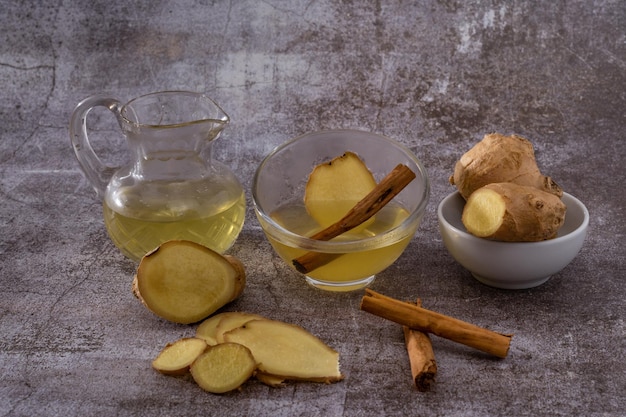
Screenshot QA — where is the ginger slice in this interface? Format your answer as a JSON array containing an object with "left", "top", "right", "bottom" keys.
[
  {"left": 304, "top": 151, "right": 377, "bottom": 229},
  {"left": 255, "top": 372, "right": 286, "bottom": 387},
  {"left": 190, "top": 343, "right": 258, "bottom": 394},
  {"left": 223, "top": 319, "right": 343, "bottom": 383},
  {"left": 152, "top": 337, "right": 208, "bottom": 375},
  {"left": 196, "top": 312, "right": 265, "bottom": 345},
  {"left": 215, "top": 312, "right": 265, "bottom": 343},
  {"left": 462, "top": 183, "right": 566, "bottom": 241},
  {"left": 133, "top": 240, "right": 246, "bottom": 324},
  {"left": 195, "top": 314, "right": 223, "bottom": 346}
]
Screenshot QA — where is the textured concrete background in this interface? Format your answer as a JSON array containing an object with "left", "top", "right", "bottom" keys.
[{"left": 1, "top": 1, "right": 624, "bottom": 416}]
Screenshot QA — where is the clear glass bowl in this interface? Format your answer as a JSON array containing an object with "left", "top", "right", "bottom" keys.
[{"left": 252, "top": 130, "right": 430, "bottom": 291}]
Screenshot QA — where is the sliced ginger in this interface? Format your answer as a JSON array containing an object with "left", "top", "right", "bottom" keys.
[
  {"left": 195, "top": 312, "right": 264, "bottom": 344},
  {"left": 194, "top": 314, "right": 223, "bottom": 346},
  {"left": 255, "top": 372, "right": 286, "bottom": 387},
  {"left": 133, "top": 240, "right": 246, "bottom": 324},
  {"left": 190, "top": 343, "right": 258, "bottom": 394},
  {"left": 304, "top": 151, "right": 377, "bottom": 229},
  {"left": 153, "top": 313, "right": 342, "bottom": 393},
  {"left": 462, "top": 182, "right": 566, "bottom": 241},
  {"left": 223, "top": 318, "right": 343, "bottom": 383},
  {"left": 450, "top": 133, "right": 563, "bottom": 200},
  {"left": 152, "top": 337, "right": 208, "bottom": 375}
]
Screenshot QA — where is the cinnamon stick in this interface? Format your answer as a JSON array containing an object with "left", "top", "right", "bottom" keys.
[
  {"left": 292, "top": 164, "right": 416, "bottom": 274},
  {"left": 403, "top": 300, "right": 437, "bottom": 392},
  {"left": 361, "top": 289, "right": 512, "bottom": 358},
  {"left": 403, "top": 326, "right": 437, "bottom": 391}
]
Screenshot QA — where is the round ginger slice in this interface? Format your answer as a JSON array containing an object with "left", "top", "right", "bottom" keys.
[
  {"left": 190, "top": 343, "right": 257, "bottom": 394},
  {"left": 152, "top": 337, "right": 208, "bottom": 375},
  {"left": 134, "top": 240, "right": 246, "bottom": 324},
  {"left": 304, "top": 151, "right": 377, "bottom": 229}
]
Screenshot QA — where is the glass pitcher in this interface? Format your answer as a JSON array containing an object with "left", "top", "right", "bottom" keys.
[{"left": 70, "top": 91, "right": 245, "bottom": 262}]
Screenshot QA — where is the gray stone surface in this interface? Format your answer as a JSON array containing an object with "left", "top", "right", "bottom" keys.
[{"left": 1, "top": 1, "right": 624, "bottom": 416}]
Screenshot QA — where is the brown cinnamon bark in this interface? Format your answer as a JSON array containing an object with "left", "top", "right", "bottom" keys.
[
  {"left": 361, "top": 289, "right": 512, "bottom": 358},
  {"left": 292, "top": 164, "right": 416, "bottom": 274},
  {"left": 403, "top": 299, "right": 437, "bottom": 391},
  {"left": 403, "top": 326, "right": 437, "bottom": 391}
]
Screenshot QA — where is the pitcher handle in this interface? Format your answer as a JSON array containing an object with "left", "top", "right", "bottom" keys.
[{"left": 69, "top": 94, "right": 124, "bottom": 199}]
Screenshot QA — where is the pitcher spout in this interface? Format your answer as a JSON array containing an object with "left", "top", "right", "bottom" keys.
[{"left": 121, "top": 91, "right": 229, "bottom": 131}]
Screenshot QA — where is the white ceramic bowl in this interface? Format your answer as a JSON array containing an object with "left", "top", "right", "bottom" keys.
[{"left": 437, "top": 191, "right": 589, "bottom": 289}]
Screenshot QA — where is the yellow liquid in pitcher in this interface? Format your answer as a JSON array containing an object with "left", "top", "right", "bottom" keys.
[
  {"left": 103, "top": 191, "right": 245, "bottom": 262},
  {"left": 267, "top": 203, "right": 415, "bottom": 289}
]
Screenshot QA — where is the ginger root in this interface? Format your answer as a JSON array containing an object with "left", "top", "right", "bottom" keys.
[
  {"left": 462, "top": 182, "right": 566, "bottom": 241},
  {"left": 450, "top": 133, "right": 562, "bottom": 200},
  {"left": 133, "top": 240, "right": 246, "bottom": 324}
]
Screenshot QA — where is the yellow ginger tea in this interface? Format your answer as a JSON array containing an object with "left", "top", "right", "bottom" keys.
[
  {"left": 104, "top": 188, "right": 245, "bottom": 262},
  {"left": 267, "top": 202, "right": 414, "bottom": 290}
]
